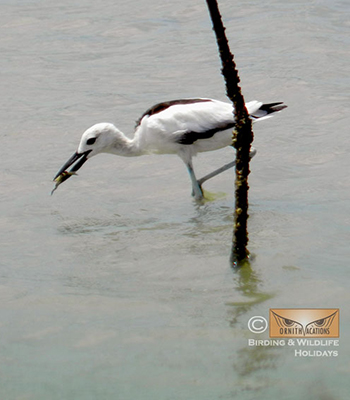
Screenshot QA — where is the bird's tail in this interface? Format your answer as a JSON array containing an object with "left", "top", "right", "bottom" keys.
[{"left": 250, "top": 102, "right": 287, "bottom": 121}]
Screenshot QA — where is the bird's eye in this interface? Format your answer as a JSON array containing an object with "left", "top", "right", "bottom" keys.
[{"left": 86, "top": 137, "right": 97, "bottom": 145}]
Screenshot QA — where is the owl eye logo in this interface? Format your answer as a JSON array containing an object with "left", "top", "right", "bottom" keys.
[
  {"left": 269, "top": 309, "right": 339, "bottom": 337},
  {"left": 305, "top": 311, "right": 338, "bottom": 334},
  {"left": 271, "top": 311, "right": 304, "bottom": 335}
]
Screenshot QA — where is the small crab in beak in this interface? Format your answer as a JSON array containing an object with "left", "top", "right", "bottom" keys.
[{"left": 51, "top": 150, "right": 91, "bottom": 195}]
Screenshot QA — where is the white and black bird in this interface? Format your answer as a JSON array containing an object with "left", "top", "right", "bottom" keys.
[{"left": 53, "top": 98, "right": 286, "bottom": 200}]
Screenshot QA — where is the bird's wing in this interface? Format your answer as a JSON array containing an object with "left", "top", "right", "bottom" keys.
[
  {"left": 134, "top": 98, "right": 285, "bottom": 153},
  {"left": 135, "top": 98, "right": 214, "bottom": 128},
  {"left": 137, "top": 98, "right": 236, "bottom": 145}
]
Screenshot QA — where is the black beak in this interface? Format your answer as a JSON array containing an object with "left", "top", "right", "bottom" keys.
[{"left": 53, "top": 150, "right": 92, "bottom": 181}]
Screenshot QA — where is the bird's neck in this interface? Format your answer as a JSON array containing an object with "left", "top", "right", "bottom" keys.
[{"left": 108, "top": 131, "right": 143, "bottom": 157}]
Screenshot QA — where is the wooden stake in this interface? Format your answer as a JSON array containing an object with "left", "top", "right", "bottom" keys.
[{"left": 205, "top": 0, "right": 253, "bottom": 265}]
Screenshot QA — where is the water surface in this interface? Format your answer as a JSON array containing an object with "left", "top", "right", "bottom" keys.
[{"left": 0, "top": 0, "right": 349, "bottom": 399}]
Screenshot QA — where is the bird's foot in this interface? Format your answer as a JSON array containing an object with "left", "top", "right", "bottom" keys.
[
  {"left": 191, "top": 182, "right": 204, "bottom": 202},
  {"left": 192, "top": 188, "right": 227, "bottom": 202}
]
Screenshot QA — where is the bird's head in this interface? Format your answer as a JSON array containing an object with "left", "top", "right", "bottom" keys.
[
  {"left": 77, "top": 123, "right": 121, "bottom": 157},
  {"left": 52, "top": 123, "right": 122, "bottom": 189}
]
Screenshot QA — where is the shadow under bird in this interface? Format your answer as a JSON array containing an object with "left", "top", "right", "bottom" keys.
[{"left": 52, "top": 98, "right": 286, "bottom": 200}]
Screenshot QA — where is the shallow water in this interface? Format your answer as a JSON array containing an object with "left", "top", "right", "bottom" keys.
[{"left": 1, "top": 0, "right": 349, "bottom": 399}]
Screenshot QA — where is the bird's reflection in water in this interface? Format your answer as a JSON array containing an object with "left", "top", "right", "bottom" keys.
[{"left": 227, "top": 261, "right": 281, "bottom": 385}]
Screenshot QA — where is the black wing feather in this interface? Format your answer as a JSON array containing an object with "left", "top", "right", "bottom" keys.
[
  {"left": 135, "top": 98, "right": 212, "bottom": 128},
  {"left": 176, "top": 122, "right": 235, "bottom": 145}
]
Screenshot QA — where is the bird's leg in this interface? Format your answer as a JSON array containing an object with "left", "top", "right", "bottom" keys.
[
  {"left": 186, "top": 161, "right": 204, "bottom": 200},
  {"left": 197, "top": 161, "right": 235, "bottom": 186},
  {"left": 197, "top": 147, "right": 257, "bottom": 186}
]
